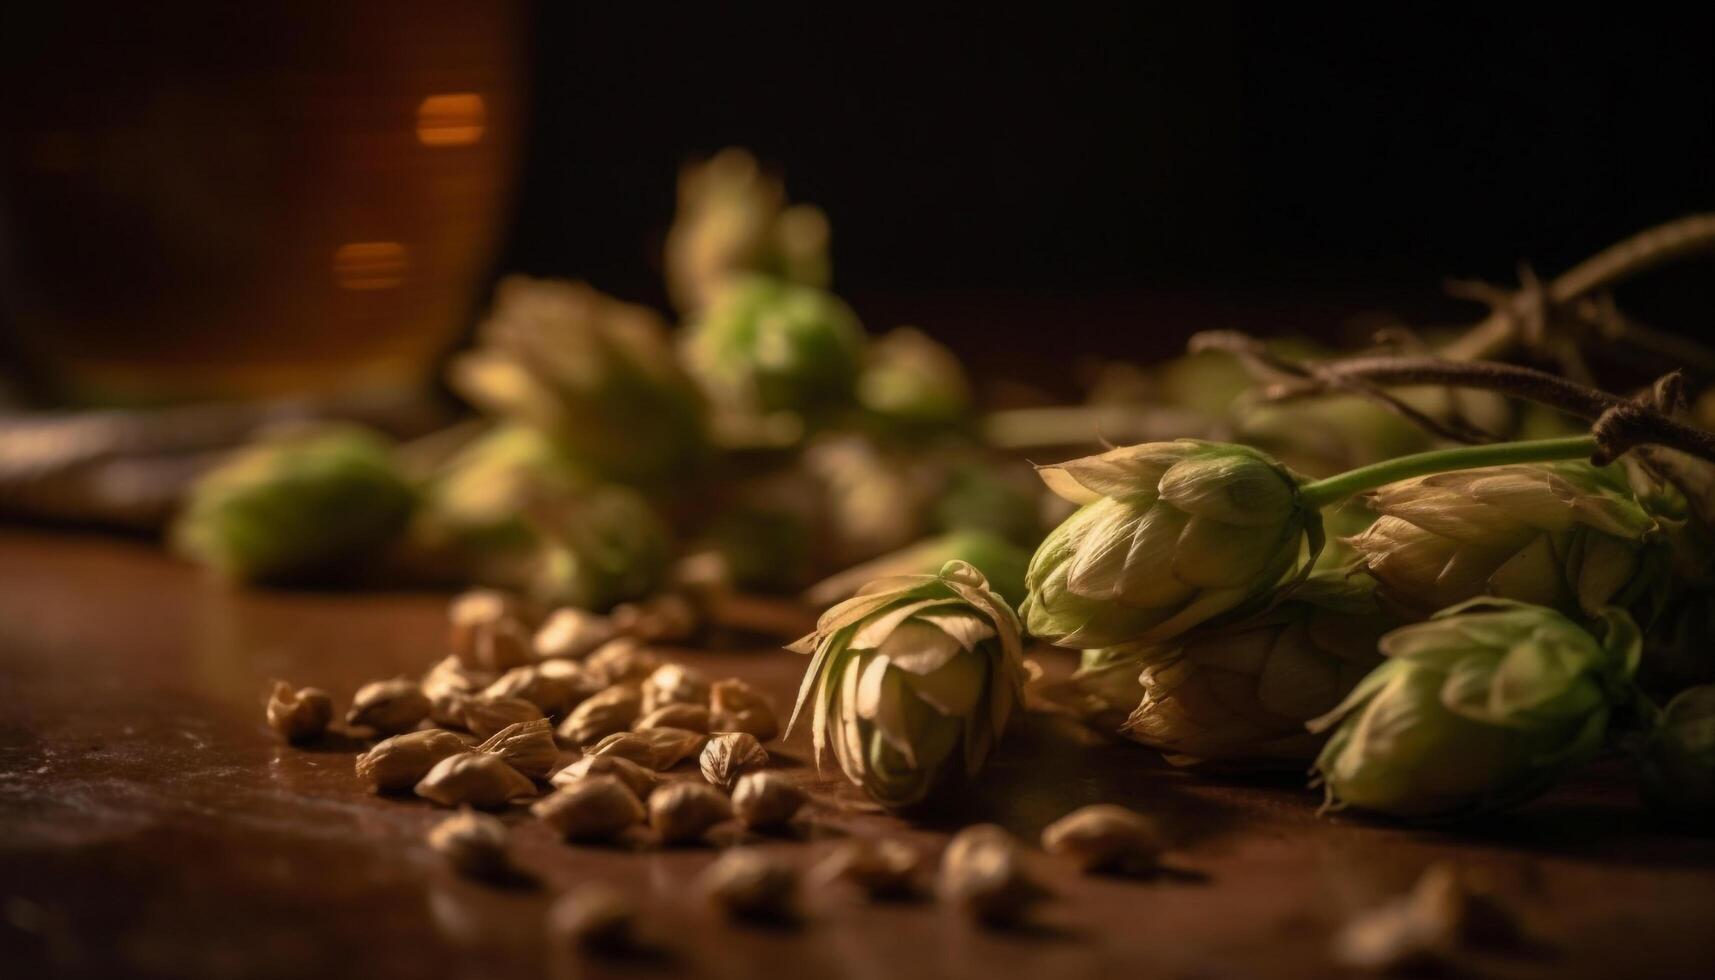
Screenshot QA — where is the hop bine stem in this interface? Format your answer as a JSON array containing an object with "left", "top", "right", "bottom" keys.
[{"left": 1298, "top": 435, "right": 1597, "bottom": 509}]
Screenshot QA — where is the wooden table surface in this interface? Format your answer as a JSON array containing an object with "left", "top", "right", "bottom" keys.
[{"left": 3, "top": 528, "right": 1714, "bottom": 979}]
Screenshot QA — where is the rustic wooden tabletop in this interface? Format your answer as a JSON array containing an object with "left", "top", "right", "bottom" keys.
[{"left": 2, "top": 528, "right": 1713, "bottom": 979}]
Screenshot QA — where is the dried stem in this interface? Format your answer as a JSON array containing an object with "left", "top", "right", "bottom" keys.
[
  {"left": 1193, "top": 339, "right": 1715, "bottom": 467},
  {"left": 1440, "top": 213, "right": 1715, "bottom": 362}
]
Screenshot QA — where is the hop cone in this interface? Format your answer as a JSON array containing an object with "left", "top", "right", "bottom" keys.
[
  {"left": 1309, "top": 599, "right": 1641, "bottom": 819},
  {"left": 173, "top": 425, "right": 413, "bottom": 583},
  {"left": 1119, "top": 581, "right": 1393, "bottom": 765},
  {"left": 788, "top": 560, "right": 1026, "bottom": 809},
  {"left": 1640, "top": 685, "right": 1715, "bottom": 819},
  {"left": 524, "top": 484, "right": 674, "bottom": 611},
  {"left": 857, "top": 326, "right": 973, "bottom": 430},
  {"left": 449, "top": 276, "right": 706, "bottom": 486},
  {"left": 1346, "top": 462, "right": 1666, "bottom": 620},
  {"left": 680, "top": 275, "right": 866, "bottom": 426},
  {"left": 664, "top": 147, "right": 830, "bottom": 314},
  {"left": 1022, "top": 440, "right": 1322, "bottom": 649}
]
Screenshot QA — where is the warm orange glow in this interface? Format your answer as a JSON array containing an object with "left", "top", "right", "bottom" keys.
[
  {"left": 332, "top": 242, "right": 409, "bottom": 290},
  {"left": 415, "top": 93, "right": 486, "bottom": 147}
]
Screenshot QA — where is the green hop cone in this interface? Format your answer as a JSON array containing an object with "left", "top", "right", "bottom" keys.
[
  {"left": 1021, "top": 440, "right": 1322, "bottom": 649},
  {"left": 449, "top": 276, "right": 707, "bottom": 486},
  {"left": 664, "top": 147, "right": 831, "bottom": 315},
  {"left": 1309, "top": 599, "right": 1642, "bottom": 819},
  {"left": 521, "top": 483, "right": 674, "bottom": 611},
  {"left": 788, "top": 560, "right": 1026, "bottom": 809},
  {"left": 1346, "top": 462, "right": 1667, "bottom": 621},
  {"left": 856, "top": 326, "right": 973, "bottom": 431},
  {"left": 932, "top": 458, "right": 1044, "bottom": 548},
  {"left": 1639, "top": 685, "right": 1715, "bottom": 819},
  {"left": 414, "top": 424, "right": 584, "bottom": 555},
  {"left": 1119, "top": 581, "right": 1394, "bottom": 765},
  {"left": 680, "top": 275, "right": 867, "bottom": 425},
  {"left": 174, "top": 426, "right": 415, "bottom": 584}
]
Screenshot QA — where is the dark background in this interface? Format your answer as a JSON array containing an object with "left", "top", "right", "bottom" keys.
[{"left": 506, "top": 5, "right": 1713, "bottom": 351}]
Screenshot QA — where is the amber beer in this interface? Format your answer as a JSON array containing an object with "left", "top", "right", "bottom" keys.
[{"left": 0, "top": 2, "right": 525, "bottom": 404}]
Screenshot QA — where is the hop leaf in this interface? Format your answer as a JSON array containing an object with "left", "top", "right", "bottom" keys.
[
  {"left": 1309, "top": 599, "right": 1641, "bottom": 819},
  {"left": 788, "top": 560, "right": 1026, "bottom": 809}
]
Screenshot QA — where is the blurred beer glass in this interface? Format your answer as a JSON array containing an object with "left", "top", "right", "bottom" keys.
[{"left": 0, "top": 1, "right": 526, "bottom": 405}]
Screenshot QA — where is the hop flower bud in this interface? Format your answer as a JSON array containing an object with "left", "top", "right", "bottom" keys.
[
  {"left": 1119, "top": 582, "right": 1393, "bottom": 765},
  {"left": 523, "top": 485, "right": 675, "bottom": 612},
  {"left": 856, "top": 327, "right": 973, "bottom": 430},
  {"left": 448, "top": 277, "right": 706, "bottom": 485},
  {"left": 788, "top": 560, "right": 1026, "bottom": 809},
  {"left": 1639, "top": 685, "right": 1715, "bottom": 819},
  {"left": 172, "top": 425, "right": 414, "bottom": 583},
  {"left": 1309, "top": 600, "right": 1641, "bottom": 819},
  {"left": 680, "top": 275, "right": 866, "bottom": 425},
  {"left": 1022, "top": 440, "right": 1320, "bottom": 649},
  {"left": 1347, "top": 462, "right": 1665, "bottom": 620},
  {"left": 665, "top": 147, "right": 830, "bottom": 315}
]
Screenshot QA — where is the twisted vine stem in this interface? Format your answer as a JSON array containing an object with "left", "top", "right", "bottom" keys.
[
  {"left": 1190, "top": 332, "right": 1715, "bottom": 467},
  {"left": 1438, "top": 212, "right": 1715, "bottom": 362}
]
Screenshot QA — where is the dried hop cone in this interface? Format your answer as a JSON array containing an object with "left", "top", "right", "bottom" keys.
[
  {"left": 356, "top": 729, "right": 470, "bottom": 792},
  {"left": 1119, "top": 580, "right": 1393, "bottom": 765},
  {"left": 346, "top": 678, "right": 432, "bottom": 735},
  {"left": 1022, "top": 440, "right": 1321, "bottom": 649},
  {"left": 789, "top": 560, "right": 1026, "bottom": 809},
  {"left": 1347, "top": 462, "right": 1666, "bottom": 621},
  {"left": 265, "top": 681, "right": 333, "bottom": 744},
  {"left": 1310, "top": 599, "right": 1642, "bottom": 819},
  {"left": 415, "top": 752, "right": 538, "bottom": 809},
  {"left": 532, "top": 775, "right": 646, "bottom": 842},
  {"left": 700, "top": 733, "right": 769, "bottom": 790}
]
